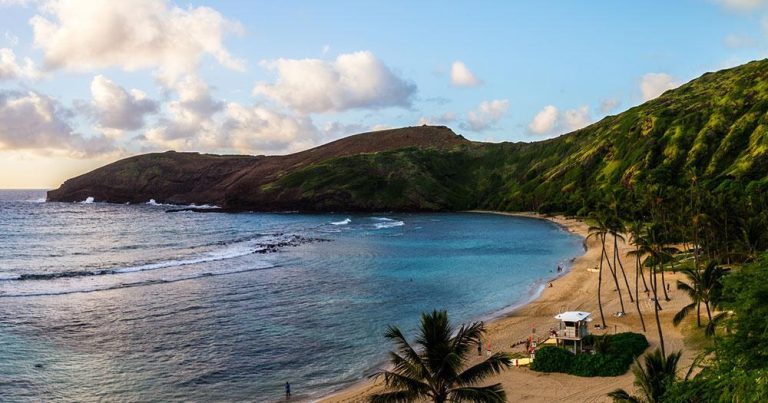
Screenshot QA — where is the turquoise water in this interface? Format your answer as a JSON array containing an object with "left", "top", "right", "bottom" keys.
[{"left": 0, "top": 190, "right": 583, "bottom": 401}]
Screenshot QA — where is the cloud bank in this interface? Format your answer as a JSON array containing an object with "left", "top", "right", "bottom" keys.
[
  {"left": 254, "top": 51, "right": 416, "bottom": 114},
  {"left": 30, "top": 0, "right": 244, "bottom": 82}
]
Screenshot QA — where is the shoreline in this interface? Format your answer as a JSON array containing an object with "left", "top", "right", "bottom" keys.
[{"left": 320, "top": 211, "right": 695, "bottom": 403}]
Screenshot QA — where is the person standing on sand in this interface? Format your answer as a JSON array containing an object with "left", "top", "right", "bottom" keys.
[{"left": 285, "top": 382, "right": 291, "bottom": 398}]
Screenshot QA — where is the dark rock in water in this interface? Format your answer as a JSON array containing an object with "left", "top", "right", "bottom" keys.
[{"left": 34, "top": 364, "right": 43, "bottom": 369}]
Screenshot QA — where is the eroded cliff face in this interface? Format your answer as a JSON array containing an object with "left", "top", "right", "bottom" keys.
[{"left": 47, "top": 126, "right": 472, "bottom": 210}]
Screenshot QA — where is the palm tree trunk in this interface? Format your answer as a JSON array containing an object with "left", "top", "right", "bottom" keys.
[
  {"left": 634, "top": 248, "right": 646, "bottom": 332},
  {"left": 652, "top": 263, "right": 666, "bottom": 356},
  {"left": 705, "top": 301, "right": 713, "bottom": 324},
  {"left": 638, "top": 251, "right": 649, "bottom": 292},
  {"left": 696, "top": 301, "right": 702, "bottom": 327},
  {"left": 614, "top": 235, "right": 634, "bottom": 302},
  {"left": 597, "top": 235, "right": 607, "bottom": 328},
  {"left": 603, "top": 241, "right": 624, "bottom": 313},
  {"left": 659, "top": 259, "right": 671, "bottom": 301}
]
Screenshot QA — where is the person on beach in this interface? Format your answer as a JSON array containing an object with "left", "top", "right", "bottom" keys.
[
  {"left": 285, "top": 382, "right": 291, "bottom": 398},
  {"left": 557, "top": 265, "right": 562, "bottom": 273}
]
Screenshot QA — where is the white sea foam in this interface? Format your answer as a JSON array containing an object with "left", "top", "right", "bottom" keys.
[
  {"left": 146, "top": 199, "right": 220, "bottom": 209},
  {"left": 80, "top": 197, "right": 95, "bottom": 204},
  {"left": 112, "top": 241, "right": 255, "bottom": 274},
  {"left": 371, "top": 217, "right": 405, "bottom": 229},
  {"left": 331, "top": 218, "right": 351, "bottom": 225},
  {"left": 0, "top": 272, "right": 20, "bottom": 281},
  {"left": 188, "top": 203, "right": 220, "bottom": 209}
]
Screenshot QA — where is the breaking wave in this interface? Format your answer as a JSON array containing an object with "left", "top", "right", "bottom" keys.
[{"left": 371, "top": 217, "right": 405, "bottom": 229}]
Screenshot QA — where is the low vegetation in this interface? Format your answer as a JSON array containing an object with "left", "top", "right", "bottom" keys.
[{"left": 531, "top": 333, "right": 649, "bottom": 377}]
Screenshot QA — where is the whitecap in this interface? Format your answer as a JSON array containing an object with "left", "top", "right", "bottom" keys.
[
  {"left": 331, "top": 218, "right": 351, "bottom": 225},
  {"left": 147, "top": 199, "right": 219, "bottom": 209},
  {"left": 80, "top": 197, "right": 95, "bottom": 204},
  {"left": 0, "top": 272, "right": 20, "bottom": 281},
  {"left": 374, "top": 220, "right": 405, "bottom": 229}
]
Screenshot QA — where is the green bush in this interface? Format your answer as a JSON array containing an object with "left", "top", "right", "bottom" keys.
[
  {"left": 530, "top": 346, "right": 574, "bottom": 373},
  {"left": 531, "top": 332, "right": 649, "bottom": 377}
]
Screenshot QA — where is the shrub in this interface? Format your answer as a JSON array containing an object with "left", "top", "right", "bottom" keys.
[
  {"left": 530, "top": 346, "right": 574, "bottom": 373},
  {"left": 531, "top": 332, "right": 649, "bottom": 377}
]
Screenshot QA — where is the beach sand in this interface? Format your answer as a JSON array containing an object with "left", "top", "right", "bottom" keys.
[{"left": 320, "top": 212, "right": 696, "bottom": 403}]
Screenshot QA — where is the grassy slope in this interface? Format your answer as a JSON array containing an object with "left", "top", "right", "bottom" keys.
[{"left": 260, "top": 59, "right": 768, "bottom": 212}]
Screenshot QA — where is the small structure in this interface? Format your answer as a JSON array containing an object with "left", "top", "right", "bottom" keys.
[{"left": 553, "top": 311, "right": 592, "bottom": 353}]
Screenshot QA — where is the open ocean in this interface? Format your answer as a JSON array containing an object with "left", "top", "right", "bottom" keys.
[{"left": 0, "top": 189, "right": 583, "bottom": 401}]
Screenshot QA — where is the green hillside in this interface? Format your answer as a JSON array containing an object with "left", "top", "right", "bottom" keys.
[{"left": 262, "top": 59, "right": 768, "bottom": 216}]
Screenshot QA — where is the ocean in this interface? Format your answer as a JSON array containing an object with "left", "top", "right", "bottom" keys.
[{"left": 0, "top": 189, "right": 583, "bottom": 401}]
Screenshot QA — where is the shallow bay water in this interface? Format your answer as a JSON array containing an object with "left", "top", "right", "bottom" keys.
[{"left": 0, "top": 190, "right": 582, "bottom": 401}]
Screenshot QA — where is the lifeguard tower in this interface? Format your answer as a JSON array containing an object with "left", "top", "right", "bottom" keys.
[{"left": 553, "top": 311, "right": 592, "bottom": 353}]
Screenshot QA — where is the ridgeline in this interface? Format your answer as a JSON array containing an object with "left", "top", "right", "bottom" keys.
[{"left": 49, "top": 59, "right": 768, "bottom": 215}]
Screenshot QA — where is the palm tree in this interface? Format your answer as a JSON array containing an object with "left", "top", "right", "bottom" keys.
[
  {"left": 587, "top": 214, "right": 611, "bottom": 327},
  {"left": 626, "top": 222, "right": 647, "bottom": 333},
  {"left": 370, "top": 310, "right": 511, "bottom": 403},
  {"left": 673, "top": 268, "right": 704, "bottom": 328},
  {"left": 608, "top": 348, "right": 681, "bottom": 403},
  {"left": 608, "top": 216, "right": 635, "bottom": 303},
  {"left": 673, "top": 263, "right": 729, "bottom": 335},
  {"left": 646, "top": 224, "right": 667, "bottom": 356}
]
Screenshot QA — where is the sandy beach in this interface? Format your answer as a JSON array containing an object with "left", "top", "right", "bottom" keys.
[{"left": 320, "top": 212, "right": 696, "bottom": 403}]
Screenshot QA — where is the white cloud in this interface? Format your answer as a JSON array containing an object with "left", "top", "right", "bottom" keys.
[
  {"left": 528, "top": 105, "right": 558, "bottom": 134},
  {"left": 144, "top": 101, "right": 318, "bottom": 155},
  {"left": 600, "top": 98, "right": 620, "bottom": 113},
  {"left": 0, "top": 0, "right": 33, "bottom": 6},
  {"left": 369, "top": 124, "right": 392, "bottom": 132},
  {"left": 463, "top": 99, "right": 509, "bottom": 131},
  {"left": 30, "top": 0, "right": 244, "bottom": 83},
  {"left": 0, "top": 48, "right": 39, "bottom": 80},
  {"left": 528, "top": 104, "right": 592, "bottom": 135},
  {"left": 640, "top": 73, "right": 680, "bottom": 101},
  {"left": 4, "top": 31, "right": 19, "bottom": 46},
  {"left": 143, "top": 74, "right": 222, "bottom": 145},
  {"left": 450, "top": 61, "right": 481, "bottom": 87},
  {"left": 320, "top": 121, "right": 366, "bottom": 138},
  {"left": 724, "top": 33, "right": 757, "bottom": 48},
  {"left": 416, "top": 112, "right": 456, "bottom": 126},
  {"left": 89, "top": 75, "right": 157, "bottom": 130},
  {"left": 254, "top": 51, "right": 416, "bottom": 114},
  {"left": 0, "top": 90, "right": 114, "bottom": 156},
  {"left": 218, "top": 104, "right": 318, "bottom": 154},
  {"left": 141, "top": 74, "right": 318, "bottom": 155},
  {"left": 714, "top": 0, "right": 768, "bottom": 11},
  {"left": 562, "top": 106, "right": 591, "bottom": 131},
  {"left": 322, "top": 44, "right": 331, "bottom": 54}
]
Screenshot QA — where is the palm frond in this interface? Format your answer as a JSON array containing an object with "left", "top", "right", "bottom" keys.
[
  {"left": 456, "top": 352, "right": 512, "bottom": 386},
  {"left": 371, "top": 370, "right": 432, "bottom": 396},
  {"left": 369, "top": 390, "right": 421, "bottom": 403},
  {"left": 449, "top": 384, "right": 507, "bottom": 403},
  {"left": 672, "top": 302, "right": 697, "bottom": 326},
  {"left": 607, "top": 389, "right": 641, "bottom": 402},
  {"left": 705, "top": 311, "right": 730, "bottom": 337}
]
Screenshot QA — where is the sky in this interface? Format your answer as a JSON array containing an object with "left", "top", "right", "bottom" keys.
[{"left": 0, "top": 0, "right": 766, "bottom": 188}]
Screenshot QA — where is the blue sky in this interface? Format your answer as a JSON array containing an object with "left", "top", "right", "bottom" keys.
[{"left": 0, "top": 0, "right": 766, "bottom": 188}]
